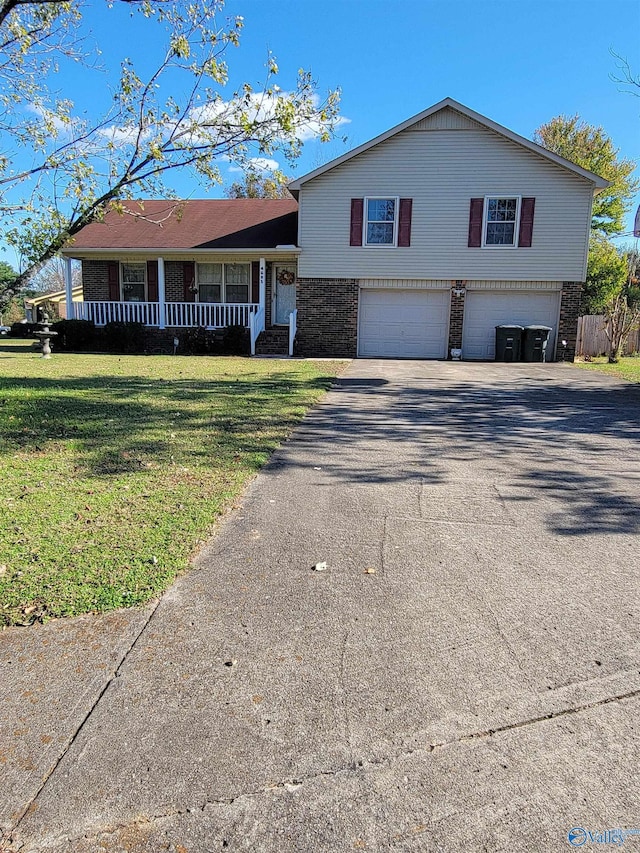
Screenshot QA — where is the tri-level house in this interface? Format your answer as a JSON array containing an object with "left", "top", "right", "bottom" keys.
[{"left": 62, "top": 98, "right": 608, "bottom": 360}]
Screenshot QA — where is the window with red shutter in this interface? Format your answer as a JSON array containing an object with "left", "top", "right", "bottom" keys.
[{"left": 350, "top": 198, "right": 364, "bottom": 246}]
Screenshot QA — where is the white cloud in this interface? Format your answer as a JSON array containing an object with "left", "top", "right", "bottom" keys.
[
  {"left": 97, "top": 125, "right": 145, "bottom": 145},
  {"left": 27, "top": 103, "right": 74, "bottom": 135},
  {"left": 188, "top": 92, "right": 350, "bottom": 144},
  {"left": 229, "top": 157, "right": 280, "bottom": 174},
  {"left": 88, "top": 90, "right": 350, "bottom": 156}
]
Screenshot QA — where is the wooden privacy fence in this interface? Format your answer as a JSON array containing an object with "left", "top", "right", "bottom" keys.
[{"left": 576, "top": 315, "right": 640, "bottom": 357}]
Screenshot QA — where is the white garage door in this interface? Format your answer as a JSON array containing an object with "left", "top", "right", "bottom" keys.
[
  {"left": 462, "top": 290, "right": 561, "bottom": 360},
  {"left": 358, "top": 289, "right": 449, "bottom": 358}
]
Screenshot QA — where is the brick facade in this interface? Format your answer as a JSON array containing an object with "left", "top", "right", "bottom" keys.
[
  {"left": 81, "top": 260, "right": 110, "bottom": 301},
  {"left": 558, "top": 281, "right": 583, "bottom": 361},
  {"left": 164, "top": 261, "right": 185, "bottom": 302},
  {"left": 447, "top": 286, "right": 465, "bottom": 356},
  {"left": 295, "top": 278, "right": 359, "bottom": 357}
]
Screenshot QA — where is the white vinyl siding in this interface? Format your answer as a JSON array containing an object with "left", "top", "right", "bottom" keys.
[
  {"left": 358, "top": 288, "right": 449, "bottom": 358},
  {"left": 462, "top": 290, "right": 561, "bottom": 360},
  {"left": 297, "top": 121, "right": 593, "bottom": 282}
]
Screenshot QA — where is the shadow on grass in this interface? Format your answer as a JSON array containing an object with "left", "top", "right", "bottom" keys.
[{"left": 0, "top": 373, "right": 336, "bottom": 475}]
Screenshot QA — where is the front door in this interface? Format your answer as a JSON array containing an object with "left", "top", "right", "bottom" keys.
[{"left": 274, "top": 266, "right": 297, "bottom": 325}]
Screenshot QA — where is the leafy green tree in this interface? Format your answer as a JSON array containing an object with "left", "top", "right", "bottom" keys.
[
  {"left": 225, "top": 170, "right": 292, "bottom": 199},
  {"left": 584, "top": 235, "right": 628, "bottom": 314},
  {"left": 0, "top": 0, "right": 341, "bottom": 295},
  {"left": 0, "top": 260, "right": 17, "bottom": 314},
  {"left": 534, "top": 116, "right": 639, "bottom": 236}
]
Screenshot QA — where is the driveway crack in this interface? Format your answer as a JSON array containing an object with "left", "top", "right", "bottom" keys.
[
  {"left": 8, "top": 689, "right": 638, "bottom": 852},
  {"left": 2, "top": 597, "right": 164, "bottom": 849}
]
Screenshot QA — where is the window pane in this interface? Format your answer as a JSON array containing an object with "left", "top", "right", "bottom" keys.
[
  {"left": 122, "top": 283, "right": 145, "bottom": 302},
  {"left": 122, "top": 263, "right": 146, "bottom": 284},
  {"left": 225, "top": 263, "right": 249, "bottom": 285},
  {"left": 486, "top": 222, "right": 515, "bottom": 245},
  {"left": 487, "top": 198, "right": 517, "bottom": 222},
  {"left": 367, "top": 199, "right": 395, "bottom": 222},
  {"left": 226, "top": 284, "right": 249, "bottom": 303},
  {"left": 367, "top": 222, "right": 394, "bottom": 244},
  {"left": 199, "top": 283, "right": 222, "bottom": 303},
  {"left": 198, "top": 263, "right": 222, "bottom": 284}
]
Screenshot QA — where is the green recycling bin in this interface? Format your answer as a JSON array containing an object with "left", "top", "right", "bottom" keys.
[
  {"left": 522, "top": 325, "right": 552, "bottom": 362},
  {"left": 495, "top": 325, "right": 524, "bottom": 362}
]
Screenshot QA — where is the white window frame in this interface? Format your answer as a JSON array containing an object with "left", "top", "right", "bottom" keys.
[
  {"left": 482, "top": 195, "right": 521, "bottom": 249},
  {"left": 120, "top": 262, "right": 147, "bottom": 301},
  {"left": 364, "top": 197, "right": 399, "bottom": 247},
  {"left": 195, "top": 262, "right": 251, "bottom": 303}
]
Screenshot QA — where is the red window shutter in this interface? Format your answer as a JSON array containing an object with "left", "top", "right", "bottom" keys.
[
  {"left": 468, "top": 198, "right": 484, "bottom": 247},
  {"left": 251, "top": 261, "right": 260, "bottom": 303},
  {"left": 107, "top": 261, "right": 119, "bottom": 301},
  {"left": 518, "top": 197, "right": 536, "bottom": 247},
  {"left": 398, "top": 198, "right": 413, "bottom": 247},
  {"left": 183, "top": 261, "right": 195, "bottom": 302},
  {"left": 350, "top": 198, "right": 364, "bottom": 246},
  {"left": 147, "top": 260, "right": 158, "bottom": 301}
]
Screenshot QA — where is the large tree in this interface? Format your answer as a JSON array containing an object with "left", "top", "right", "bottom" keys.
[
  {"left": 225, "top": 168, "right": 292, "bottom": 199},
  {"left": 584, "top": 235, "right": 628, "bottom": 314},
  {"left": 0, "top": 0, "right": 341, "bottom": 296},
  {"left": 534, "top": 115, "right": 638, "bottom": 236}
]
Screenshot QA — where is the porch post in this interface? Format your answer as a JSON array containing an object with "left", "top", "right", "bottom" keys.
[
  {"left": 157, "top": 256, "right": 166, "bottom": 330},
  {"left": 64, "top": 257, "right": 75, "bottom": 320},
  {"left": 259, "top": 257, "right": 266, "bottom": 311}
]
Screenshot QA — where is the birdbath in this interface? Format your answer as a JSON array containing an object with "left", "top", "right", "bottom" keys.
[{"left": 33, "top": 312, "right": 58, "bottom": 359}]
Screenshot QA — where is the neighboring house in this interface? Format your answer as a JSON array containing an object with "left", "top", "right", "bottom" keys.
[
  {"left": 61, "top": 98, "right": 608, "bottom": 360},
  {"left": 24, "top": 286, "right": 84, "bottom": 322}
]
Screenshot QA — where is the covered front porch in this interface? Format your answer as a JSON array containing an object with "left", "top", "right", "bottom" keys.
[{"left": 63, "top": 254, "right": 299, "bottom": 356}]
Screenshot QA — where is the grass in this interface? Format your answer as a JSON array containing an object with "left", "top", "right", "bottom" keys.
[
  {"left": 574, "top": 354, "right": 640, "bottom": 384},
  {"left": 0, "top": 340, "right": 346, "bottom": 627}
]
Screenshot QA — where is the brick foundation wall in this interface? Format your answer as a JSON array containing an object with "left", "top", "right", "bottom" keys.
[
  {"left": 558, "top": 281, "right": 583, "bottom": 361},
  {"left": 296, "top": 278, "right": 358, "bottom": 357},
  {"left": 448, "top": 287, "right": 465, "bottom": 355},
  {"left": 81, "top": 260, "right": 110, "bottom": 300}
]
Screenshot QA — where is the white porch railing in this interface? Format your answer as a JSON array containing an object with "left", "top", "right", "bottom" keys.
[
  {"left": 73, "top": 301, "right": 259, "bottom": 329},
  {"left": 288, "top": 308, "right": 298, "bottom": 356},
  {"left": 249, "top": 305, "right": 266, "bottom": 356},
  {"left": 165, "top": 302, "right": 259, "bottom": 329},
  {"left": 75, "top": 301, "right": 161, "bottom": 326}
]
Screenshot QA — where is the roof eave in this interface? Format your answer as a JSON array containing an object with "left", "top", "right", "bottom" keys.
[{"left": 61, "top": 246, "right": 301, "bottom": 258}]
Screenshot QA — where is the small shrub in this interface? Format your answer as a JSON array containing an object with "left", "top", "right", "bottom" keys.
[
  {"left": 103, "top": 321, "right": 146, "bottom": 353},
  {"left": 52, "top": 319, "right": 97, "bottom": 351},
  {"left": 178, "top": 327, "right": 223, "bottom": 355},
  {"left": 222, "top": 324, "right": 249, "bottom": 355},
  {"left": 10, "top": 321, "right": 41, "bottom": 338}
]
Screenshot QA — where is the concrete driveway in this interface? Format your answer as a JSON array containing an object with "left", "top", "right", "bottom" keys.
[{"left": 2, "top": 360, "right": 640, "bottom": 852}]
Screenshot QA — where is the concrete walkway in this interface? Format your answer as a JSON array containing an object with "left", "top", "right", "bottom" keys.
[{"left": 2, "top": 360, "right": 639, "bottom": 852}]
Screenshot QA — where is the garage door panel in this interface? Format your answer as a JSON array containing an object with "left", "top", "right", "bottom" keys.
[
  {"left": 462, "top": 291, "right": 560, "bottom": 360},
  {"left": 359, "top": 289, "right": 449, "bottom": 359}
]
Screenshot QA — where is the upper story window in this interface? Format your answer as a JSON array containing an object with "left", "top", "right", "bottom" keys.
[
  {"left": 197, "top": 262, "right": 250, "bottom": 303},
  {"left": 365, "top": 198, "right": 398, "bottom": 246},
  {"left": 483, "top": 197, "right": 521, "bottom": 247},
  {"left": 121, "top": 262, "right": 146, "bottom": 302}
]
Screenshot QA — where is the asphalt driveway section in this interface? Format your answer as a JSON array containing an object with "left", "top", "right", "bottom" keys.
[{"left": 3, "top": 360, "right": 640, "bottom": 852}]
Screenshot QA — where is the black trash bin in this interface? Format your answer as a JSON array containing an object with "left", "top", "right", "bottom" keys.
[
  {"left": 495, "top": 325, "right": 524, "bottom": 362},
  {"left": 522, "top": 325, "right": 552, "bottom": 363}
]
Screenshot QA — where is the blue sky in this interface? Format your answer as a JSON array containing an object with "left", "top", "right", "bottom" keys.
[
  {"left": 4, "top": 0, "right": 640, "bottom": 271},
  {"left": 224, "top": 0, "right": 639, "bottom": 233}
]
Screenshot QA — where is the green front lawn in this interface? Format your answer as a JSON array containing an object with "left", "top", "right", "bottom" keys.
[
  {"left": 0, "top": 341, "right": 346, "bottom": 627},
  {"left": 574, "top": 355, "right": 640, "bottom": 383}
]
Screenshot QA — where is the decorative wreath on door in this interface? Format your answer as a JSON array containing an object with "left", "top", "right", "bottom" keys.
[{"left": 277, "top": 270, "right": 296, "bottom": 286}]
